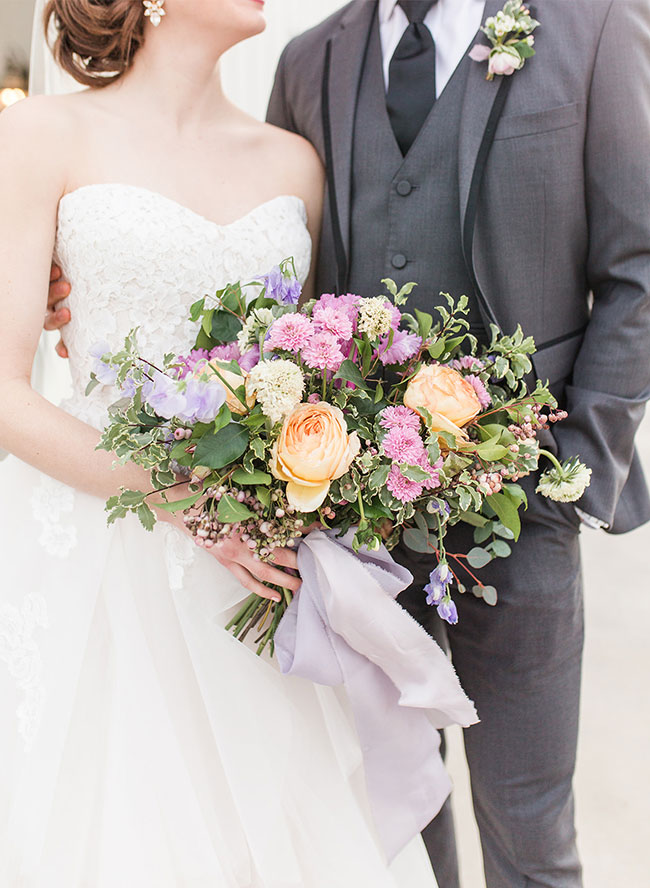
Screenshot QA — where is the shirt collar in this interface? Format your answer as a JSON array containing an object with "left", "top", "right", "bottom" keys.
[{"left": 379, "top": 0, "right": 401, "bottom": 25}]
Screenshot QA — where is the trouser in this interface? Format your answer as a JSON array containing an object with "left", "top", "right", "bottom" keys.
[{"left": 396, "top": 475, "right": 584, "bottom": 888}]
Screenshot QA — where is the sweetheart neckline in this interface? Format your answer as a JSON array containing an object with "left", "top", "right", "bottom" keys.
[{"left": 58, "top": 184, "right": 307, "bottom": 233}]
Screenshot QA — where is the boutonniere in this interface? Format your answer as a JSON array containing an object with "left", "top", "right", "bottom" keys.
[{"left": 469, "top": 1, "right": 540, "bottom": 81}]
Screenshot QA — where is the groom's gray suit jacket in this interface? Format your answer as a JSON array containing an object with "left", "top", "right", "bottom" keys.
[{"left": 268, "top": 0, "right": 650, "bottom": 534}]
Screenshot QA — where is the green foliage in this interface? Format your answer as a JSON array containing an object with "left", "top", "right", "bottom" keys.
[{"left": 193, "top": 424, "right": 250, "bottom": 470}]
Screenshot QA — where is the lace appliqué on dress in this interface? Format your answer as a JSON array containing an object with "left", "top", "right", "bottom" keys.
[
  {"left": 162, "top": 524, "right": 197, "bottom": 593},
  {"left": 0, "top": 594, "right": 49, "bottom": 750},
  {"left": 31, "top": 475, "right": 78, "bottom": 558}
]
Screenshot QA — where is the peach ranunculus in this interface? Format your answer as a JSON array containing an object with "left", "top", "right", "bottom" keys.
[
  {"left": 194, "top": 361, "right": 254, "bottom": 415},
  {"left": 270, "top": 402, "right": 361, "bottom": 512},
  {"left": 403, "top": 364, "right": 481, "bottom": 442}
]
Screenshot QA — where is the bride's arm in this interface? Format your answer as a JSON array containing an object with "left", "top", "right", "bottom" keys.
[{"left": 0, "top": 100, "right": 300, "bottom": 600}]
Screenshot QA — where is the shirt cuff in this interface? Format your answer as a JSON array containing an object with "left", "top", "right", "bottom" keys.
[{"left": 575, "top": 507, "right": 610, "bottom": 530}]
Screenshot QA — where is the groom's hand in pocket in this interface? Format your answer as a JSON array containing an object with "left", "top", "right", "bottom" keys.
[{"left": 45, "top": 262, "right": 71, "bottom": 358}]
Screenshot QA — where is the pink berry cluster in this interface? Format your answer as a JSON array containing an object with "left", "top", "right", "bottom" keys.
[{"left": 183, "top": 487, "right": 306, "bottom": 560}]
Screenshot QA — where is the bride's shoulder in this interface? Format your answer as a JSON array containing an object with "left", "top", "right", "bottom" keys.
[
  {"left": 0, "top": 92, "right": 88, "bottom": 153},
  {"left": 252, "top": 118, "right": 323, "bottom": 181}
]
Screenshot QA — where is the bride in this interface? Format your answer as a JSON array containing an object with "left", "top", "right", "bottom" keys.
[{"left": 0, "top": 2, "right": 450, "bottom": 885}]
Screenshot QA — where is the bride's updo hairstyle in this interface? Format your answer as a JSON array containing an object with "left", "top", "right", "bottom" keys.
[{"left": 44, "top": 0, "right": 146, "bottom": 88}]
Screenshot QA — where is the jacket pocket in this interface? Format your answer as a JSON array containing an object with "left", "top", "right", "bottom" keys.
[{"left": 494, "top": 102, "right": 581, "bottom": 141}]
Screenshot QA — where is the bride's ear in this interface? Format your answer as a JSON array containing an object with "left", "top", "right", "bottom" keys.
[{"left": 43, "top": 0, "right": 146, "bottom": 89}]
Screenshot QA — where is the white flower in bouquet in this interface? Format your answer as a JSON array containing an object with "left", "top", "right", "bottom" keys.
[
  {"left": 246, "top": 359, "right": 304, "bottom": 425},
  {"left": 236, "top": 308, "right": 275, "bottom": 352},
  {"left": 357, "top": 297, "right": 394, "bottom": 339},
  {"left": 536, "top": 455, "right": 592, "bottom": 503}
]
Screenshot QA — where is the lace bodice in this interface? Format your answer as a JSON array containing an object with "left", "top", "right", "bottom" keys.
[{"left": 55, "top": 184, "right": 312, "bottom": 427}]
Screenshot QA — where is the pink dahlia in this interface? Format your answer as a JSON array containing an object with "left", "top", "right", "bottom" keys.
[
  {"left": 416, "top": 454, "right": 443, "bottom": 490},
  {"left": 466, "top": 374, "right": 491, "bottom": 409},
  {"left": 316, "top": 292, "right": 361, "bottom": 327},
  {"left": 267, "top": 314, "right": 314, "bottom": 353},
  {"left": 302, "top": 331, "right": 345, "bottom": 372},
  {"left": 381, "top": 426, "right": 427, "bottom": 464},
  {"left": 379, "top": 405, "right": 421, "bottom": 431},
  {"left": 375, "top": 329, "right": 422, "bottom": 366},
  {"left": 210, "top": 343, "right": 241, "bottom": 361},
  {"left": 386, "top": 465, "right": 424, "bottom": 503},
  {"left": 312, "top": 304, "right": 353, "bottom": 341},
  {"left": 449, "top": 355, "right": 485, "bottom": 372}
]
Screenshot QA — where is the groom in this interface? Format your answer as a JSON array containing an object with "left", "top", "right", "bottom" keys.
[{"left": 264, "top": 1, "right": 650, "bottom": 886}]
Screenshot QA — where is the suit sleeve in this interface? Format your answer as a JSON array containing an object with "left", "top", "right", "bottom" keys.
[
  {"left": 553, "top": 0, "right": 650, "bottom": 527},
  {"left": 266, "top": 44, "right": 298, "bottom": 133}
]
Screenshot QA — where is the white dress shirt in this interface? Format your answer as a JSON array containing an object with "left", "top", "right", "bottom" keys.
[{"left": 379, "top": 0, "right": 486, "bottom": 95}]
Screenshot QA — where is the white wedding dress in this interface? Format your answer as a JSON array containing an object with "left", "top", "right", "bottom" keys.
[{"left": 0, "top": 184, "right": 438, "bottom": 888}]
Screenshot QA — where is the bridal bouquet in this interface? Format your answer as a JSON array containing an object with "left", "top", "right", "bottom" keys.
[{"left": 89, "top": 260, "right": 590, "bottom": 653}]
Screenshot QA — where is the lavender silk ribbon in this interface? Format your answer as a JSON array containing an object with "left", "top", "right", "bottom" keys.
[{"left": 274, "top": 529, "right": 479, "bottom": 862}]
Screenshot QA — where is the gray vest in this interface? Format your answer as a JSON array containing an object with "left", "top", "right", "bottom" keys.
[{"left": 348, "top": 13, "right": 484, "bottom": 335}]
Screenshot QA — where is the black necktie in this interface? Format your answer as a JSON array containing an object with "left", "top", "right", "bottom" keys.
[{"left": 387, "top": 0, "right": 438, "bottom": 156}]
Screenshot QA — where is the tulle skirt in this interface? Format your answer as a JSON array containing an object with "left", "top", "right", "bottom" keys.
[{"left": 0, "top": 456, "right": 437, "bottom": 887}]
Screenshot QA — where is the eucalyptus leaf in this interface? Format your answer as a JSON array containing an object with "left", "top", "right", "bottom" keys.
[
  {"left": 466, "top": 547, "right": 493, "bottom": 569},
  {"left": 402, "top": 527, "right": 431, "bottom": 554},
  {"left": 482, "top": 585, "right": 498, "bottom": 606}
]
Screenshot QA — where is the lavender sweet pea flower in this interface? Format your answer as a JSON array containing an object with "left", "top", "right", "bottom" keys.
[
  {"left": 437, "top": 597, "right": 459, "bottom": 626},
  {"left": 177, "top": 378, "right": 226, "bottom": 424},
  {"left": 89, "top": 340, "right": 117, "bottom": 386},
  {"left": 120, "top": 374, "right": 138, "bottom": 399},
  {"left": 145, "top": 370, "right": 187, "bottom": 420},
  {"left": 260, "top": 266, "right": 302, "bottom": 305},
  {"left": 424, "top": 563, "right": 453, "bottom": 607}
]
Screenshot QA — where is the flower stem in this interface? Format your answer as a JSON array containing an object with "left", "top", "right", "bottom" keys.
[
  {"left": 321, "top": 373, "right": 327, "bottom": 401},
  {"left": 538, "top": 448, "right": 564, "bottom": 475},
  {"left": 357, "top": 488, "right": 366, "bottom": 522}
]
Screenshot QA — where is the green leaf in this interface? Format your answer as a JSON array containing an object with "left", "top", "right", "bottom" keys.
[
  {"left": 414, "top": 510, "right": 429, "bottom": 535},
  {"left": 217, "top": 495, "right": 255, "bottom": 524},
  {"left": 255, "top": 486, "right": 271, "bottom": 509},
  {"left": 193, "top": 423, "right": 250, "bottom": 470},
  {"left": 402, "top": 527, "right": 431, "bottom": 554},
  {"left": 156, "top": 490, "right": 203, "bottom": 513},
  {"left": 489, "top": 539, "right": 512, "bottom": 559},
  {"left": 476, "top": 443, "right": 509, "bottom": 461},
  {"left": 136, "top": 502, "right": 156, "bottom": 532},
  {"left": 333, "top": 359, "right": 368, "bottom": 389},
  {"left": 427, "top": 340, "right": 446, "bottom": 360},
  {"left": 369, "top": 464, "right": 390, "bottom": 491},
  {"left": 189, "top": 297, "right": 205, "bottom": 322},
  {"left": 467, "top": 547, "right": 493, "bottom": 569},
  {"left": 374, "top": 382, "right": 384, "bottom": 404},
  {"left": 414, "top": 309, "right": 433, "bottom": 341},
  {"left": 400, "top": 464, "right": 431, "bottom": 482},
  {"left": 459, "top": 510, "right": 489, "bottom": 527},
  {"left": 482, "top": 585, "right": 498, "bottom": 606},
  {"left": 85, "top": 374, "right": 100, "bottom": 396},
  {"left": 232, "top": 467, "right": 272, "bottom": 485},
  {"left": 120, "top": 489, "right": 147, "bottom": 507},
  {"left": 211, "top": 310, "right": 242, "bottom": 343},
  {"left": 213, "top": 403, "right": 233, "bottom": 433},
  {"left": 488, "top": 491, "right": 522, "bottom": 541}
]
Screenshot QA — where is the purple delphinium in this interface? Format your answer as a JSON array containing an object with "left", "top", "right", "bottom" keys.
[{"left": 260, "top": 266, "right": 302, "bottom": 305}]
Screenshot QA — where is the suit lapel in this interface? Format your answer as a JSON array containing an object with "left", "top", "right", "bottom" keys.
[
  {"left": 324, "top": 0, "right": 377, "bottom": 274},
  {"left": 458, "top": 0, "right": 514, "bottom": 326}
]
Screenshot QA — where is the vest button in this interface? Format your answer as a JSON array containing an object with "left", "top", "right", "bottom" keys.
[
  {"left": 396, "top": 180, "right": 412, "bottom": 196},
  {"left": 391, "top": 253, "right": 407, "bottom": 269}
]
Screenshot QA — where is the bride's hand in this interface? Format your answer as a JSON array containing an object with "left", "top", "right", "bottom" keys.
[{"left": 155, "top": 488, "right": 302, "bottom": 602}]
